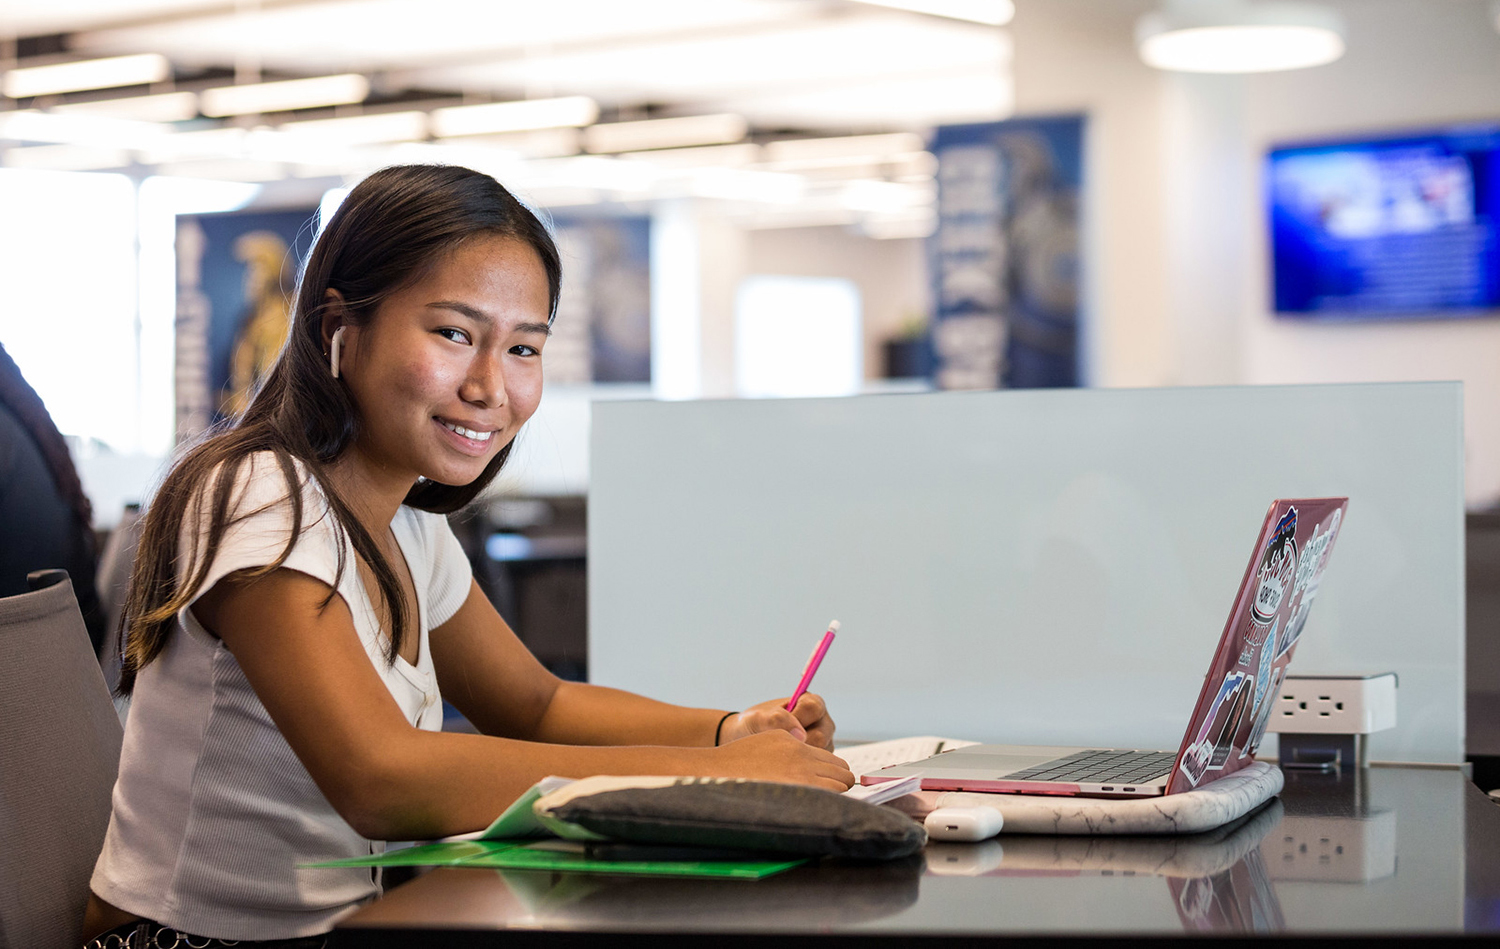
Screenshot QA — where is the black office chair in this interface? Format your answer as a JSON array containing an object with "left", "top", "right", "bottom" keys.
[{"left": 0, "top": 570, "right": 124, "bottom": 949}]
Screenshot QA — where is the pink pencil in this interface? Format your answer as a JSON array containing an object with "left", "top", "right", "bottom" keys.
[{"left": 786, "top": 620, "right": 839, "bottom": 711}]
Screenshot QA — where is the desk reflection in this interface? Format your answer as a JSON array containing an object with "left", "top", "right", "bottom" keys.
[
  {"left": 492, "top": 855, "right": 923, "bottom": 929},
  {"left": 925, "top": 799, "right": 1288, "bottom": 934},
  {"left": 338, "top": 767, "right": 1478, "bottom": 943}
]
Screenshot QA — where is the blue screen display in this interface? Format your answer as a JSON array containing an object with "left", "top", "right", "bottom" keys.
[{"left": 1269, "top": 126, "right": 1500, "bottom": 318}]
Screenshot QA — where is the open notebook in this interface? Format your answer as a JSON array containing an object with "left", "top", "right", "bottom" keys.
[{"left": 839, "top": 736, "right": 979, "bottom": 779}]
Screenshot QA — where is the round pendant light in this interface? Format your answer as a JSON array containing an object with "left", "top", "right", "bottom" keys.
[{"left": 1136, "top": 1, "right": 1347, "bottom": 74}]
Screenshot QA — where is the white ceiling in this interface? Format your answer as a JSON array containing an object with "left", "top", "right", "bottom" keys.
[
  {"left": 5, "top": 0, "right": 1011, "bottom": 132},
  {"left": 0, "top": 0, "right": 230, "bottom": 37},
  {"left": 0, "top": 0, "right": 1012, "bottom": 225}
]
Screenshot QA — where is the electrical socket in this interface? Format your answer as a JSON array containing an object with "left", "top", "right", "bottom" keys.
[{"left": 1268, "top": 673, "right": 1397, "bottom": 735}]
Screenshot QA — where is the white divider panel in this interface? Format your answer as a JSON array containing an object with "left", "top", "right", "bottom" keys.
[{"left": 589, "top": 383, "right": 1464, "bottom": 764}]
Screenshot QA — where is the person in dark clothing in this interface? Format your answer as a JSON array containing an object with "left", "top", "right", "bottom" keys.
[{"left": 0, "top": 341, "right": 107, "bottom": 653}]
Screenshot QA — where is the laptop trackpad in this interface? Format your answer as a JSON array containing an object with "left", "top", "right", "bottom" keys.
[{"left": 914, "top": 744, "right": 1086, "bottom": 776}]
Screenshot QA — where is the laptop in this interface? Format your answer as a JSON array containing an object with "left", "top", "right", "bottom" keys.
[{"left": 862, "top": 497, "right": 1348, "bottom": 798}]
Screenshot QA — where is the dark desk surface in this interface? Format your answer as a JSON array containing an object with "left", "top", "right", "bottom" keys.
[{"left": 334, "top": 766, "right": 1500, "bottom": 945}]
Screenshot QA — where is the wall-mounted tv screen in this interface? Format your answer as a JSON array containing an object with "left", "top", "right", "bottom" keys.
[{"left": 1268, "top": 125, "right": 1500, "bottom": 318}]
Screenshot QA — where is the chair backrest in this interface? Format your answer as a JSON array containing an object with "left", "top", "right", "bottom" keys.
[{"left": 0, "top": 570, "right": 124, "bottom": 949}]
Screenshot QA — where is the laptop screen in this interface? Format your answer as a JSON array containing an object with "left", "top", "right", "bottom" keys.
[{"left": 1168, "top": 498, "right": 1347, "bottom": 795}]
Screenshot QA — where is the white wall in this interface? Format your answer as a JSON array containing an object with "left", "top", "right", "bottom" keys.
[
  {"left": 746, "top": 225, "right": 928, "bottom": 382},
  {"left": 1238, "top": 0, "right": 1500, "bottom": 508},
  {"left": 1010, "top": 0, "right": 1500, "bottom": 505}
]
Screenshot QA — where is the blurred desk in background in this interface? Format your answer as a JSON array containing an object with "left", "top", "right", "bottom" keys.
[
  {"left": 450, "top": 496, "right": 588, "bottom": 683},
  {"left": 333, "top": 765, "right": 1500, "bottom": 946}
]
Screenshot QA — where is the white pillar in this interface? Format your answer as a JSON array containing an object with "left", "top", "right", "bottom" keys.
[
  {"left": 650, "top": 199, "right": 747, "bottom": 400},
  {"left": 1161, "top": 71, "right": 1251, "bottom": 386}
]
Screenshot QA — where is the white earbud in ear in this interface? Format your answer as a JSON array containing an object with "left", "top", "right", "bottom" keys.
[{"left": 329, "top": 326, "right": 346, "bottom": 379}]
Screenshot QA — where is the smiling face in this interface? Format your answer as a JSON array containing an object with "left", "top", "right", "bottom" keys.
[{"left": 333, "top": 234, "right": 551, "bottom": 491}]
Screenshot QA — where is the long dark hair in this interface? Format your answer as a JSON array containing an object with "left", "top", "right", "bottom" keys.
[{"left": 118, "top": 165, "right": 561, "bottom": 694}]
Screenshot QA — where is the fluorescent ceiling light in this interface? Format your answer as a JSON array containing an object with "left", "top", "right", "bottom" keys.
[
  {"left": 152, "top": 158, "right": 288, "bottom": 182},
  {"left": 763, "top": 132, "right": 925, "bottom": 163},
  {"left": 139, "top": 127, "right": 247, "bottom": 163},
  {"left": 618, "top": 143, "right": 762, "bottom": 166},
  {"left": 688, "top": 167, "right": 806, "bottom": 204},
  {"left": 850, "top": 0, "right": 1014, "bottom": 25},
  {"left": 435, "top": 127, "right": 582, "bottom": 159},
  {"left": 280, "top": 111, "right": 429, "bottom": 145},
  {"left": 2, "top": 144, "right": 132, "bottom": 172},
  {"left": 525, "top": 155, "right": 659, "bottom": 193},
  {"left": 514, "top": 185, "right": 607, "bottom": 209},
  {"left": 764, "top": 152, "right": 937, "bottom": 181},
  {"left": 0, "top": 110, "right": 167, "bottom": 148},
  {"left": 839, "top": 179, "right": 934, "bottom": 213},
  {"left": 200, "top": 74, "right": 369, "bottom": 116},
  {"left": 69, "top": 1, "right": 804, "bottom": 77},
  {"left": 729, "top": 72, "right": 1011, "bottom": 129},
  {"left": 3, "top": 53, "right": 171, "bottom": 98},
  {"left": 1137, "top": 1, "right": 1346, "bottom": 73},
  {"left": 583, "top": 113, "right": 747, "bottom": 153},
  {"left": 429, "top": 96, "right": 598, "bottom": 138},
  {"left": 52, "top": 91, "right": 200, "bottom": 123},
  {"left": 387, "top": 140, "right": 531, "bottom": 179},
  {"left": 239, "top": 129, "right": 362, "bottom": 168},
  {"left": 418, "top": 16, "right": 1007, "bottom": 118}
]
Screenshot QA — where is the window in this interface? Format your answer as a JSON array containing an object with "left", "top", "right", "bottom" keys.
[
  {"left": 0, "top": 169, "right": 138, "bottom": 449},
  {"left": 734, "top": 275, "right": 861, "bottom": 398}
]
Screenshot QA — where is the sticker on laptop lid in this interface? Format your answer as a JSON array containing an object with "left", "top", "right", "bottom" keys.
[
  {"left": 1275, "top": 599, "right": 1312, "bottom": 661},
  {"left": 1208, "top": 674, "right": 1252, "bottom": 770},
  {"left": 1249, "top": 621, "right": 1276, "bottom": 718},
  {"left": 1292, "top": 510, "right": 1339, "bottom": 601},
  {"left": 1180, "top": 740, "right": 1211, "bottom": 787},
  {"left": 1180, "top": 670, "right": 1248, "bottom": 786},
  {"left": 1251, "top": 507, "right": 1298, "bottom": 626},
  {"left": 1239, "top": 615, "right": 1276, "bottom": 667},
  {"left": 1274, "top": 507, "right": 1343, "bottom": 661},
  {"left": 1246, "top": 664, "right": 1287, "bottom": 756}
]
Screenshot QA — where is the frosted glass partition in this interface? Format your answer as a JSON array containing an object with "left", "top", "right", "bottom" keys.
[{"left": 589, "top": 383, "right": 1464, "bottom": 764}]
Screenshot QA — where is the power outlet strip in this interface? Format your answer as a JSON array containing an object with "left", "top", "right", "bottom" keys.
[{"left": 1268, "top": 673, "right": 1397, "bottom": 735}]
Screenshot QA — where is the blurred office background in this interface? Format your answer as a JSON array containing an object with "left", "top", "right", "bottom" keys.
[{"left": 2, "top": 1, "right": 1499, "bottom": 736}]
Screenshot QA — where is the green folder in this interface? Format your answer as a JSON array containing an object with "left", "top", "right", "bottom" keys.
[
  {"left": 310, "top": 840, "right": 525, "bottom": 867},
  {"left": 306, "top": 839, "right": 805, "bottom": 880}
]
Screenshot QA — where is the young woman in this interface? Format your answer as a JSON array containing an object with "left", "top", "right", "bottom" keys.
[{"left": 85, "top": 164, "right": 852, "bottom": 948}]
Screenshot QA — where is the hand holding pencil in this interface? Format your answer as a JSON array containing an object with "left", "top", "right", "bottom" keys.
[{"left": 715, "top": 620, "right": 840, "bottom": 752}]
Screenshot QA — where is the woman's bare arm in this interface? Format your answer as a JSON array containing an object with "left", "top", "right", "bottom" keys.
[
  {"left": 196, "top": 571, "right": 851, "bottom": 842},
  {"left": 430, "top": 581, "right": 839, "bottom": 749}
]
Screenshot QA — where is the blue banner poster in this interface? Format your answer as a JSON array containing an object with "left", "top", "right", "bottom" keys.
[
  {"left": 929, "top": 115, "right": 1084, "bottom": 389},
  {"left": 547, "top": 215, "right": 652, "bottom": 385},
  {"left": 175, "top": 208, "right": 316, "bottom": 441}
]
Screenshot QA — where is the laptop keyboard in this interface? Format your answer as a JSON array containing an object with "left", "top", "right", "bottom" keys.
[{"left": 1005, "top": 749, "right": 1178, "bottom": 785}]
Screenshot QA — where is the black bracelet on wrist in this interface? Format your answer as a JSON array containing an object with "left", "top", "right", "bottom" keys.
[{"left": 714, "top": 711, "right": 737, "bottom": 746}]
